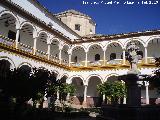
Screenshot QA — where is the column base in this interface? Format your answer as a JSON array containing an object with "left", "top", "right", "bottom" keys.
[{"left": 82, "top": 101, "right": 88, "bottom": 108}]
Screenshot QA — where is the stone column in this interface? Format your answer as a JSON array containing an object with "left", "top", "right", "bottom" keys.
[
  {"left": 33, "top": 37, "right": 37, "bottom": 55},
  {"left": 66, "top": 93, "right": 70, "bottom": 101},
  {"left": 103, "top": 50, "right": 106, "bottom": 66},
  {"left": 144, "top": 47, "right": 148, "bottom": 64},
  {"left": 15, "top": 29, "right": 20, "bottom": 48},
  {"left": 123, "top": 49, "right": 126, "bottom": 65},
  {"left": 47, "top": 43, "right": 51, "bottom": 60},
  {"left": 83, "top": 85, "right": 88, "bottom": 106},
  {"left": 85, "top": 52, "right": 88, "bottom": 67},
  {"left": 59, "top": 49, "right": 62, "bottom": 64},
  {"left": 57, "top": 91, "right": 60, "bottom": 100},
  {"left": 69, "top": 54, "right": 71, "bottom": 67},
  {"left": 103, "top": 94, "right": 105, "bottom": 102},
  {"left": 145, "top": 81, "right": 149, "bottom": 104}
]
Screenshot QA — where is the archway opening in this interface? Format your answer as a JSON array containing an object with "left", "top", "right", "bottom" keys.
[
  {"left": 20, "top": 23, "right": 34, "bottom": 48},
  {"left": 106, "top": 43, "right": 123, "bottom": 64},
  {"left": 71, "top": 77, "right": 84, "bottom": 105},
  {"left": 61, "top": 45, "right": 69, "bottom": 65},
  {"left": 0, "top": 13, "right": 17, "bottom": 46},
  {"left": 71, "top": 46, "right": 85, "bottom": 66},
  {"left": 37, "top": 32, "right": 48, "bottom": 54},
  {"left": 50, "top": 38, "right": 59, "bottom": 61},
  {"left": 87, "top": 76, "right": 102, "bottom": 107},
  {"left": 147, "top": 38, "right": 160, "bottom": 63},
  {"left": 88, "top": 44, "right": 103, "bottom": 66}
]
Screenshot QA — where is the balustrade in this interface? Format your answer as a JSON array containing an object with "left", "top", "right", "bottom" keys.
[
  {"left": 0, "top": 35, "right": 15, "bottom": 46},
  {"left": 36, "top": 49, "right": 48, "bottom": 58},
  {"left": 49, "top": 55, "right": 60, "bottom": 63},
  {"left": 18, "top": 42, "right": 33, "bottom": 53},
  {"left": 106, "top": 59, "right": 122, "bottom": 65}
]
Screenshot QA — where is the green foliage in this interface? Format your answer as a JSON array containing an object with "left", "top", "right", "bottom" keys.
[
  {"left": 149, "top": 57, "right": 160, "bottom": 94},
  {"left": 60, "top": 83, "right": 76, "bottom": 96},
  {"left": 97, "top": 81, "right": 126, "bottom": 103}
]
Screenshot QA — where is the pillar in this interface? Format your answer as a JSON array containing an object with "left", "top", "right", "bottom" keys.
[
  {"left": 103, "top": 50, "right": 106, "bottom": 66},
  {"left": 59, "top": 49, "right": 62, "bottom": 64},
  {"left": 83, "top": 85, "right": 87, "bottom": 103},
  {"left": 123, "top": 49, "right": 126, "bottom": 65},
  {"left": 145, "top": 81, "right": 149, "bottom": 104},
  {"left": 47, "top": 43, "right": 51, "bottom": 60},
  {"left": 103, "top": 94, "right": 105, "bottom": 102},
  {"left": 69, "top": 54, "right": 71, "bottom": 67},
  {"left": 33, "top": 37, "right": 37, "bottom": 55},
  {"left": 15, "top": 29, "right": 20, "bottom": 48},
  {"left": 66, "top": 93, "right": 70, "bottom": 101},
  {"left": 57, "top": 91, "right": 59, "bottom": 100},
  {"left": 85, "top": 52, "right": 88, "bottom": 67},
  {"left": 145, "top": 47, "right": 148, "bottom": 64}
]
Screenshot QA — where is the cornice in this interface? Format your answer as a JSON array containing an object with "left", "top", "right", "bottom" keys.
[{"left": 73, "top": 29, "right": 160, "bottom": 44}]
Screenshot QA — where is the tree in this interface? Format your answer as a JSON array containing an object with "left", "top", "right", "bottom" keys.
[
  {"left": 97, "top": 81, "right": 126, "bottom": 104},
  {"left": 149, "top": 57, "right": 160, "bottom": 93}
]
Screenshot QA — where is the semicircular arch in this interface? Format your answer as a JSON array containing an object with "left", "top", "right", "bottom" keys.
[
  {"left": 0, "top": 56, "right": 16, "bottom": 69},
  {"left": 0, "top": 10, "right": 20, "bottom": 28}
]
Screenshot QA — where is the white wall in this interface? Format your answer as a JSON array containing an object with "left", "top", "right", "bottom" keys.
[{"left": 9, "top": 0, "right": 79, "bottom": 40}]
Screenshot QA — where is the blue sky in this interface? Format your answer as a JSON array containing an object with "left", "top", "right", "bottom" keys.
[{"left": 38, "top": 0, "right": 160, "bottom": 35}]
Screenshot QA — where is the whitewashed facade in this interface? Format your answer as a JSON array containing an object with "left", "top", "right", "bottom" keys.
[{"left": 0, "top": 0, "right": 160, "bottom": 107}]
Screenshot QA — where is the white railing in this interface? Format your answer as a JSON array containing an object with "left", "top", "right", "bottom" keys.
[
  {"left": 0, "top": 35, "right": 15, "bottom": 46},
  {"left": 89, "top": 60, "right": 102, "bottom": 66},
  {"left": 36, "top": 49, "right": 48, "bottom": 58},
  {"left": 61, "top": 59, "right": 69, "bottom": 66},
  {"left": 148, "top": 57, "right": 155, "bottom": 64},
  {"left": 49, "top": 55, "right": 60, "bottom": 63},
  {"left": 71, "top": 62, "right": 83, "bottom": 67},
  {"left": 19, "top": 42, "right": 33, "bottom": 53},
  {"left": 106, "top": 59, "right": 122, "bottom": 65}
]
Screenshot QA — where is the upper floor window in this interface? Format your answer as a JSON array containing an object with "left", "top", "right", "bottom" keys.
[
  {"left": 74, "top": 56, "right": 78, "bottom": 63},
  {"left": 137, "top": 51, "right": 143, "bottom": 59},
  {"left": 95, "top": 54, "right": 100, "bottom": 61},
  {"left": 90, "top": 29, "right": 93, "bottom": 34},
  {"left": 110, "top": 53, "right": 116, "bottom": 60},
  {"left": 75, "top": 24, "right": 80, "bottom": 31}
]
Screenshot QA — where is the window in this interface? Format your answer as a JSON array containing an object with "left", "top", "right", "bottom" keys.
[
  {"left": 137, "top": 51, "right": 143, "bottom": 59},
  {"left": 110, "top": 53, "right": 116, "bottom": 60},
  {"left": 74, "top": 56, "right": 78, "bottom": 63},
  {"left": 8, "top": 30, "right": 16, "bottom": 40},
  {"left": 90, "top": 29, "right": 93, "bottom": 34},
  {"left": 95, "top": 54, "right": 100, "bottom": 61},
  {"left": 75, "top": 24, "right": 80, "bottom": 31},
  {"left": 8, "top": 30, "right": 20, "bottom": 42}
]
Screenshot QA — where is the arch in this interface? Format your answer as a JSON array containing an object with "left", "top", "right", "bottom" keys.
[
  {"left": 104, "top": 73, "right": 119, "bottom": 82},
  {"left": 18, "top": 62, "right": 32, "bottom": 68},
  {"left": 124, "top": 38, "right": 145, "bottom": 49},
  {"left": 68, "top": 75, "right": 85, "bottom": 84},
  {"left": 0, "top": 56, "right": 16, "bottom": 69},
  {"left": 50, "top": 37, "right": 60, "bottom": 44},
  {"left": 146, "top": 35, "right": 160, "bottom": 47},
  {"left": 20, "top": 21, "right": 37, "bottom": 37},
  {"left": 105, "top": 41, "right": 123, "bottom": 50},
  {"left": 37, "top": 30, "right": 49, "bottom": 38},
  {"left": 87, "top": 43, "right": 104, "bottom": 52},
  {"left": 51, "top": 70, "right": 59, "bottom": 77},
  {"left": 59, "top": 73, "right": 69, "bottom": 81},
  {"left": 62, "top": 44, "right": 70, "bottom": 50},
  {"left": 86, "top": 74, "right": 103, "bottom": 84},
  {"left": 71, "top": 45, "right": 86, "bottom": 54},
  {"left": 0, "top": 10, "right": 20, "bottom": 28},
  {"left": 71, "top": 76, "right": 85, "bottom": 105}
]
